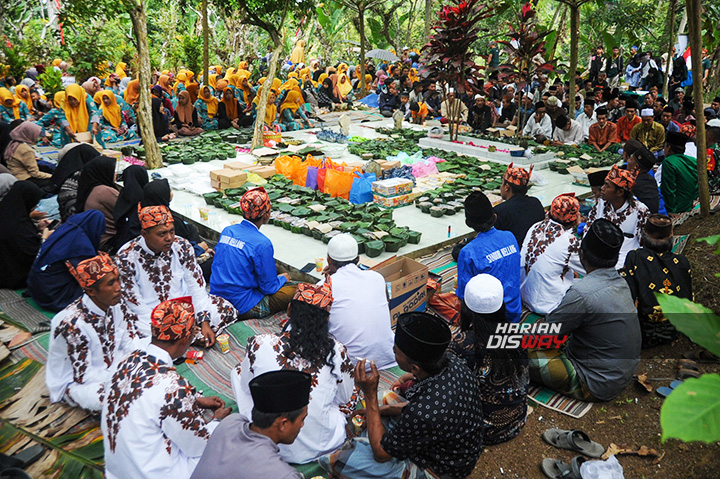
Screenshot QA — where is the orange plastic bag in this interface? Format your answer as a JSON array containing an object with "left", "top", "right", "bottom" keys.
[
  {"left": 274, "top": 155, "right": 300, "bottom": 179},
  {"left": 291, "top": 154, "right": 322, "bottom": 186},
  {"left": 324, "top": 167, "right": 362, "bottom": 199}
]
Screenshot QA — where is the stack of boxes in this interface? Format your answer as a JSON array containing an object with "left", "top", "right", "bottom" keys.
[
  {"left": 225, "top": 161, "right": 276, "bottom": 179},
  {"left": 372, "top": 178, "right": 415, "bottom": 209},
  {"left": 210, "top": 169, "right": 247, "bottom": 191}
]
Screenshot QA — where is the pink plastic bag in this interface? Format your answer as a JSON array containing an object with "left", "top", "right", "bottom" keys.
[{"left": 412, "top": 160, "right": 439, "bottom": 178}]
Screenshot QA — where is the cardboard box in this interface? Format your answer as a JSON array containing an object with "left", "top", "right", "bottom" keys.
[
  {"left": 372, "top": 257, "right": 429, "bottom": 327},
  {"left": 372, "top": 178, "right": 413, "bottom": 197},
  {"left": 210, "top": 169, "right": 247, "bottom": 190},
  {"left": 245, "top": 165, "right": 276, "bottom": 179},
  {"left": 373, "top": 193, "right": 414, "bottom": 209},
  {"left": 224, "top": 161, "right": 254, "bottom": 171},
  {"left": 380, "top": 160, "right": 401, "bottom": 170}
]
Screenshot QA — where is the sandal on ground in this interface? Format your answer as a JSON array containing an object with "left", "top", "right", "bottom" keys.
[
  {"left": 542, "top": 429, "right": 605, "bottom": 458},
  {"left": 683, "top": 349, "right": 720, "bottom": 363},
  {"left": 657, "top": 379, "right": 684, "bottom": 398},
  {"left": 678, "top": 358, "right": 699, "bottom": 370},
  {"left": 541, "top": 456, "right": 587, "bottom": 479},
  {"left": 677, "top": 368, "right": 701, "bottom": 379}
]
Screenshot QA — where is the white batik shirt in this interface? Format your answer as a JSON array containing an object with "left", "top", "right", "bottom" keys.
[
  {"left": 586, "top": 198, "right": 650, "bottom": 268},
  {"left": 520, "top": 219, "right": 586, "bottom": 315},
  {"left": 102, "top": 344, "right": 218, "bottom": 479},
  {"left": 46, "top": 294, "right": 142, "bottom": 412},
  {"left": 116, "top": 236, "right": 234, "bottom": 337},
  {"left": 232, "top": 333, "right": 358, "bottom": 464}
]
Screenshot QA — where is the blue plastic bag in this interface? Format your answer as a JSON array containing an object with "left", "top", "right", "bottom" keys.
[{"left": 349, "top": 172, "right": 376, "bottom": 204}]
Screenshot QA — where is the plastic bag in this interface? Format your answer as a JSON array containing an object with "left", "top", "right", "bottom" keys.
[
  {"left": 291, "top": 154, "right": 321, "bottom": 186},
  {"left": 318, "top": 158, "right": 344, "bottom": 192},
  {"left": 245, "top": 172, "right": 267, "bottom": 185},
  {"left": 580, "top": 455, "right": 624, "bottom": 479},
  {"left": 325, "top": 167, "right": 362, "bottom": 199},
  {"left": 349, "top": 172, "right": 377, "bottom": 204},
  {"left": 306, "top": 166, "right": 319, "bottom": 190},
  {"left": 274, "top": 155, "right": 300, "bottom": 179},
  {"left": 412, "top": 160, "right": 439, "bottom": 178}
]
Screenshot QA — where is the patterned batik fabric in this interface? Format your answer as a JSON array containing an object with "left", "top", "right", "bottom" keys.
[
  {"left": 292, "top": 280, "right": 333, "bottom": 313},
  {"left": 138, "top": 204, "right": 174, "bottom": 230},
  {"left": 586, "top": 197, "right": 650, "bottom": 268},
  {"left": 527, "top": 347, "right": 594, "bottom": 401},
  {"left": 115, "top": 236, "right": 237, "bottom": 338},
  {"left": 620, "top": 247, "right": 693, "bottom": 347},
  {"left": 448, "top": 332, "right": 529, "bottom": 446},
  {"left": 549, "top": 194, "right": 580, "bottom": 224},
  {"left": 231, "top": 332, "right": 358, "bottom": 464},
  {"left": 606, "top": 164, "right": 638, "bottom": 191},
  {"left": 240, "top": 187, "right": 271, "bottom": 220},
  {"left": 46, "top": 295, "right": 139, "bottom": 412},
  {"left": 102, "top": 344, "right": 217, "bottom": 479},
  {"left": 150, "top": 296, "right": 195, "bottom": 341},
  {"left": 503, "top": 162, "right": 533, "bottom": 187},
  {"left": 66, "top": 252, "right": 118, "bottom": 289}
]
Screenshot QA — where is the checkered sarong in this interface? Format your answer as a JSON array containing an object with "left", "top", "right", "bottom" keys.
[{"left": 527, "top": 348, "right": 593, "bottom": 401}]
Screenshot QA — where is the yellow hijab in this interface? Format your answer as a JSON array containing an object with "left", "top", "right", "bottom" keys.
[
  {"left": 224, "top": 67, "right": 236, "bottom": 80},
  {"left": 63, "top": 84, "right": 90, "bottom": 133},
  {"left": 337, "top": 63, "right": 349, "bottom": 76},
  {"left": 92, "top": 91, "right": 103, "bottom": 106},
  {"left": 0, "top": 88, "right": 20, "bottom": 119},
  {"left": 237, "top": 70, "right": 253, "bottom": 103},
  {"left": 222, "top": 87, "right": 238, "bottom": 120},
  {"left": 99, "top": 90, "right": 123, "bottom": 128},
  {"left": 53, "top": 91, "right": 66, "bottom": 109},
  {"left": 338, "top": 74, "right": 352, "bottom": 97},
  {"left": 208, "top": 74, "right": 218, "bottom": 89},
  {"left": 199, "top": 85, "right": 218, "bottom": 117},
  {"left": 318, "top": 73, "right": 329, "bottom": 85},
  {"left": 229, "top": 74, "right": 241, "bottom": 88},
  {"left": 174, "top": 72, "right": 187, "bottom": 95},
  {"left": 280, "top": 90, "right": 303, "bottom": 115},
  {"left": 237, "top": 61, "right": 248, "bottom": 71},
  {"left": 158, "top": 75, "right": 173, "bottom": 94},
  {"left": 290, "top": 40, "right": 305, "bottom": 64},
  {"left": 264, "top": 94, "right": 278, "bottom": 126},
  {"left": 14, "top": 85, "right": 34, "bottom": 113},
  {"left": 52, "top": 58, "right": 62, "bottom": 67},
  {"left": 116, "top": 62, "right": 128, "bottom": 79}
]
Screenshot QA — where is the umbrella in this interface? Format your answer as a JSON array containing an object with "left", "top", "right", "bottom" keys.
[{"left": 365, "top": 49, "right": 400, "bottom": 62}]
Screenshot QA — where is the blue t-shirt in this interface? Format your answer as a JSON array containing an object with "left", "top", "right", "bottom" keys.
[
  {"left": 456, "top": 228, "right": 522, "bottom": 322},
  {"left": 209, "top": 220, "right": 286, "bottom": 314}
]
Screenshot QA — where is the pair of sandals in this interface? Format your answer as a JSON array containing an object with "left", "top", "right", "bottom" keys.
[
  {"left": 541, "top": 429, "right": 605, "bottom": 479},
  {"left": 0, "top": 444, "right": 44, "bottom": 479}
]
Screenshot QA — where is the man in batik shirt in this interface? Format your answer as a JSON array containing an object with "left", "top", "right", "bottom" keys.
[
  {"left": 102, "top": 297, "right": 231, "bottom": 479},
  {"left": 585, "top": 164, "right": 650, "bottom": 268},
  {"left": 116, "top": 205, "right": 237, "bottom": 346},
  {"left": 521, "top": 194, "right": 586, "bottom": 315},
  {"left": 47, "top": 253, "right": 142, "bottom": 412},
  {"left": 494, "top": 163, "right": 545, "bottom": 247}
]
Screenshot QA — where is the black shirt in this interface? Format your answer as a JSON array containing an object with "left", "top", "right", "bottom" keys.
[
  {"left": 381, "top": 354, "right": 484, "bottom": 479},
  {"left": 632, "top": 170, "right": 660, "bottom": 214},
  {"left": 494, "top": 194, "right": 546, "bottom": 247}
]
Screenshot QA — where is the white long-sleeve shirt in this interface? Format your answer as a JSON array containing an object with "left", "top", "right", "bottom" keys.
[
  {"left": 575, "top": 112, "right": 597, "bottom": 140},
  {"left": 552, "top": 119, "right": 585, "bottom": 145},
  {"left": 116, "top": 236, "right": 234, "bottom": 337},
  {"left": 520, "top": 219, "right": 585, "bottom": 315},
  {"left": 319, "top": 264, "right": 397, "bottom": 370},
  {"left": 522, "top": 112, "right": 553, "bottom": 138},
  {"left": 586, "top": 198, "right": 650, "bottom": 269},
  {"left": 102, "top": 344, "right": 218, "bottom": 479},
  {"left": 47, "top": 295, "right": 144, "bottom": 412},
  {"left": 232, "top": 333, "right": 357, "bottom": 464}
]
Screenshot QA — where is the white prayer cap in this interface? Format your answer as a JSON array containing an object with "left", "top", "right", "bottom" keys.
[
  {"left": 448, "top": 87, "right": 455, "bottom": 94},
  {"left": 464, "top": 274, "right": 504, "bottom": 314},
  {"left": 327, "top": 234, "right": 358, "bottom": 262},
  {"left": 641, "top": 108, "right": 654, "bottom": 117},
  {"left": 546, "top": 96, "right": 559, "bottom": 106},
  {"left": 474, "top": 94, "right": 484, "bottom": 100},
  {"left": 708, "top": 119, "right": 720, "bottom": 128}
]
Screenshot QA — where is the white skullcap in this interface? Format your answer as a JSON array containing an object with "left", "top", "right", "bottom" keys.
[
  {"left": 546, "top": 96, "right": 559, "bottom": 106},
  {"left": 641, "top": 108, "right": 654, "bottom": 117},
  {"left": 464, "top": 274, "right": 504, "bottom": 314},
  {"left": 327, "top": 234, "right": 358, "bottom": 262},
  {"left": 708, "top": 119, "right": 720, "bottom": 128},
  {"left": 448, "top": 87, "right": 455, "bottom": 93},
  {"left": 474, "top": 94, "right": 484, "bottom": 100}
]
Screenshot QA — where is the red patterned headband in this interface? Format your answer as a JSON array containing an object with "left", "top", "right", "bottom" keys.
[
  {"left": 66, "top": 252, "right": 118, "bottom": 289},
  {"left": 292, "top": 279, "right": 333, "bottom": 313},
  {"left": 151, "top": 296, "right": 195, "bottom": 341},
  {"left": 550, "top": 193, "right": 580, "bottom": 224},
  {"left": 606, "top": 164, "right": 637, "bottom": 192},
  {"left": 240, "top": 187, "right": 271, "bottom": 221},
  {"left": 139, "top": 204, "right": 174, "bottom": 230},
  {"left": 503, "top": 162, "right": 533, "bottom": 187}
]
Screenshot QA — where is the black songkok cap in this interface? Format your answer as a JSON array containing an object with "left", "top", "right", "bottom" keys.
[
  {"left": 249, "top": 370, "right": 312, "bottom": 413},
  {"left": 644, "top": 214, "right": 673, "bottom": 240},
  {"left": 582, "top": 218, "right": 623, "bottom": 262},
  {"left": 665, "top": 131, "right": 689, "bottom": 147},
  {"left": 464, "top": 191, "right": 494, "bottom": 229},
  {"left": 587, "top": 170, "right": 609, "bottom": 187},
  {"left": 634, "top": 146, "right": 656, "bottom": 171},
  {"left": 395, "top": 312, "right": 451, "bottom": 364}
]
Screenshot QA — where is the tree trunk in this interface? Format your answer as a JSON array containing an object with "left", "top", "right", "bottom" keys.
[
  {"left": 359, "top": 6, "right": 367, "bottom": 97},
  {"left": 548, "top": 4, "right": 567, "bottom": 61},
  {"left": 567, "top": 4, "right": 579, "bottom": 119},
  {"left": 202, "top": 0, "right": 209, "bottom": 85},
  {"left": 424, "top": 0, "right": 433, "bottom": 39},
  {"left": 662, "top": 0, "right": 677, "bottom": 99},
  {"left": 251, "top": 40, "right": 284, "bottom": 149},
  {"left": 128, "top": 2, "right": 162, "bottom": 169},
  {"left": 686, "top": 0, "right": 709, "bottom": 216},
  {"left": 710, "top": 44, "right": 720, "bottom": 94}
]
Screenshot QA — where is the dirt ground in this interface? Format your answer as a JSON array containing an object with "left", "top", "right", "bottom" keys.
[{"left": 469, "top": 211, "right": 720, "bottom": 479}]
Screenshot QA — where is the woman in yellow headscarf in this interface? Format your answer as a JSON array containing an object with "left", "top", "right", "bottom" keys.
[
  {"left": 157, "top": 75, "right": 174, "bottom": 102},
  {"left": 0, "top": 88, "right": 29, "bottom": 121},
  {"left": 224, "top": 67, "right": 236, "bottom": 81},
  {"left": 217, "top": 87, "right": 252, "bottom": 129},
  {"left": 14, "top": 85, "right": 35, "bottom": 115},
  {"left": 279, "top": 90, "right": 312, "bottom": 130},
  {"left": 63, "top": 83, "right": 98, "bottom": 136},
  {"left": 97, "top": 90, "right": 136, "bottom": 142},
  {"left": 208, "top": 73, "right": 218, "bottom": 93},
  {"left": 236, "top": 70, "right": 254, "bottom": 106},
  {"left": 237, "top": 61, "right": 248, "bottom": 72},
  {"left": 290, "top": 40, "right": 305, "bottom": 65},
  {"left": 215, "top": 79, "right": 229, "bottom": 99},
  {"left": 262, "top": 90, "right": 279, "bottom": 127},
  {"left": 34, "top": 91, "right": 68, "bottom": 146},
  {"left": 337, "top": 73, "right": 353, "bottom": 99},
  {"left": 92, "top": 91, "right": 104, "bottom": 107},
  {"left": 318, "top": 73, "right": 329, "bottom": 88},
  {"left": 115, "top": 62, "right": 128, "bottom": 79},
  {"left": 173, "top": 72, "right": 188, "bottom": 96},
  {"left": 194, "top": 85, "right": 219, "bottom": 130},
  {"left": 52, "top": 59, "right": 62, "bottom": 70},
  {"left": 123, "top": 79, "right": 140, "bottom": 106}
]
